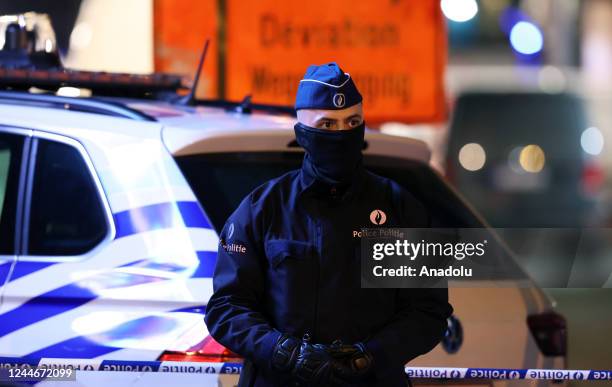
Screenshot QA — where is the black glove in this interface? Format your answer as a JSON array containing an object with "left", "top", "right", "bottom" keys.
[
  {"left": 293, "top": 341, "right": 349, "bottom": 386},
  {"left": 270, "top": 333, "right": 301, "bottom": 372},
  {"left": 271, "top": 334, "right": 347, "bottom": 386},
  {"left": 327, "top": 342, "right": 374, "bottom": 383}
]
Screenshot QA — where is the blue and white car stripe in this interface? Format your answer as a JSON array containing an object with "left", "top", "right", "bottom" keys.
[
  {"left": 113, "top": 201, "right": 212, "bottom": 239},
  {"left": 0, "top": 187, "right": 218, "bottom": 360},
  {"left": 0, "top": 294, "right": 210, "bottom": 356},
  {"left": 3, "top": 262, "right": 56, "bottom": 283},
  {"left": 2, "top": 217, "right": 218, "bottom": 304},
  {"left": 0, "top": 281, "right": 99, "bottom": 338}
]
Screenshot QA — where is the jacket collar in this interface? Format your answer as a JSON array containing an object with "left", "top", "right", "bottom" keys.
[{"left": 298, "top": 153, "right": 366, "bottom": 202}]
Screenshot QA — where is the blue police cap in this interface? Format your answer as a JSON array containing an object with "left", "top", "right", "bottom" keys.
[{"left": 295, "top": 62, "right": 362, "bottom": 111}]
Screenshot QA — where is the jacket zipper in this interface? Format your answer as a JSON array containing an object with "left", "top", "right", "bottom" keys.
[{"left": 313, "top": 219, "right": 321, "bottom": 341}]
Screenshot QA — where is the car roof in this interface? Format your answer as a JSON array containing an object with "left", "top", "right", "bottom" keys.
[
  {"left": 0, "top": 92, "right": 431, "bottom": 164},
  {"left": 128, "top": 102, "right": 432, "bottom": 163}
]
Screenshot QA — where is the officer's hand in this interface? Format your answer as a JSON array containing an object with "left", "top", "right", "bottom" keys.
[
  {"left": 292, "top": 341, "right": 348, "bottom": 386},
  {"left": 270, "top": 334, "right": 301, "bottom": 372},
  {"left": 328, "top": 342, "right": 374, "bottom": 382},
  {"left": 270, "top": 334, "right": 351, "bottom": 386}
]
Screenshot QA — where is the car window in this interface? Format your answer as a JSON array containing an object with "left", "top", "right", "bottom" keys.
[
  {"left": 27, "top": 138, "right": 107, "bottom": 256},
  {"left": 175, "top": 152, "right": 484, "bottom": 233},
  {"left": 0, "top": 132, "right": 24, "bottom": 255}
]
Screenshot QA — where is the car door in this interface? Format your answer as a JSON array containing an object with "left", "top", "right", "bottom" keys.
[
  {"left": 0, "top": 130, "right": 113, "bottom": 357},
  {"left": 0, "top": 128, "right": 29, "bottom": 311}
]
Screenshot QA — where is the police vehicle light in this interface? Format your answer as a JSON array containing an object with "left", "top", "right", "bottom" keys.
[{"left": 57, "top": 86, "right": 90, "bottom": 98}]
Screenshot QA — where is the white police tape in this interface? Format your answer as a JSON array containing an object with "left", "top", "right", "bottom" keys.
[
  {"left": 405, "top": 367, "right": 610, "bottom": 380},
  {"left": 1, "top": 358, "right": 611, "bottom": 380}
]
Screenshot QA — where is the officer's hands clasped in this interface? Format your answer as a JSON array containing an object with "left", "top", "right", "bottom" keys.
[
  {"left": 271, "top": 333, "right": 374, "bottom": 386},
  {"left": 327, "top": 341, "right": 374, "bottom": 383}
]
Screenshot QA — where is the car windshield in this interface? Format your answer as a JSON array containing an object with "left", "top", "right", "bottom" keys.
[
  {"left": 177, "top": 151, "right": 532, "bottom": 283},
  {"left": 175, "top": 152, "right": 485, "bottom": 233}
]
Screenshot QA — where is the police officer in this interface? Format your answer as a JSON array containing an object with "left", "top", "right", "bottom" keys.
[{"left": 205, "top": 62, "right": 453, "bottom": 387}]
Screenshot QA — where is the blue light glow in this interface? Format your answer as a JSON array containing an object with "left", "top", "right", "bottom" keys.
[{"left": 509, "top": 21, "right": 543, "bottom": 55}]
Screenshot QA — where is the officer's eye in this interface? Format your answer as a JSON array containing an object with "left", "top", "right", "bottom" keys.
[
  {"left": 319, "top": 120, "right": 335, "bottom": 129},
  {"left": 348, "top": 119, "right": 362, "bottom": 128}
]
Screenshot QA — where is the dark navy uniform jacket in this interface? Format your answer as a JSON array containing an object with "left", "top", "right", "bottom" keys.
[{"left": 204, "top": 157, "right": 454, "bottom": 387}]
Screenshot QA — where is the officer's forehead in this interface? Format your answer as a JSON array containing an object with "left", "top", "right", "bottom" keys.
[{"left": 296, "top": 103, "right": 363, "bottom": 123}]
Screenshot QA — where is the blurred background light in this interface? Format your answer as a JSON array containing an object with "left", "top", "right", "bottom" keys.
[
  {"left": 509, "top": 21, "right": 543, "bottom": 55},
  {"left": 458, "top": 142, "right": 486, "bottom": 171},
  {"left": 519, "top": 144, "right": 546, "bottom": 173},
  {"left": 581, "top": 127, "right": 604, "bottom": 156},
  {"left": 441, "top": 0, "right": 478, "bottom": 23},
  {"left": 538, "top": 65, "right": 567, "bottom": 93}
]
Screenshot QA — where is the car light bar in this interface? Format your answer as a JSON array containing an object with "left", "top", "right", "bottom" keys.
[{"left": 0, "top": 67, "right": 186, "bottom": 96}]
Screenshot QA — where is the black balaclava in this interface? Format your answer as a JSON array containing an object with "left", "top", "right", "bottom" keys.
[
  {"left": 294, "top": 121, "right": 365, "bottom": 187},
  {"left": 293, "top": 62, "right": 365, "bottom": 189}
]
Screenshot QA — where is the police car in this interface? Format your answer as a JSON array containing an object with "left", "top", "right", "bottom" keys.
[{"left": 0, "top": 16, "right": 565, "bottom": 387}]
